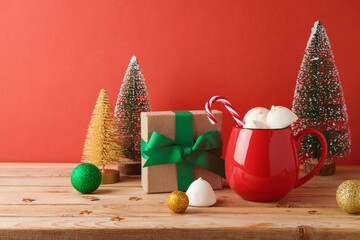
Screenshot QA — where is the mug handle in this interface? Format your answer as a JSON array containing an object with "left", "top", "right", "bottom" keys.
[{"left": 294, "top": 128, "right": 328, "bottom": 188}]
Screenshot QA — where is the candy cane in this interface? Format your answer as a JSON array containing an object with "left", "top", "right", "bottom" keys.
[{"left": 205, "top": 96, "right": 244, "bottom": 127}]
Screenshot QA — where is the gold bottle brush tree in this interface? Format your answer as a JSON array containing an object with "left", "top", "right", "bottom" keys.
[{"left": 82, "top": 89, "right": 124, "bottom": 184}]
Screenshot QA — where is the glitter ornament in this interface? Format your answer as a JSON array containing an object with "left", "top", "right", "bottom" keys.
[
  {"left": 71, "top": 163, "right": 102, "bottom": 194},
  {"left": 115, "top": 56, "right": 151, "bottom": 162},
  {"left": 336, "top": 180, "right": 360, "bottom": 214},
  {"left": 292, "top": 21, "right": 351, "bottom": 164},
  {"left": 167, "top": 191, "right": 189, "bottom": 213}
]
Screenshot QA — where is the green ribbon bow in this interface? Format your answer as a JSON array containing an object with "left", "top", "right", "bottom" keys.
[{"left": 141, "top": 111, "right": 225, "bottom": 191}]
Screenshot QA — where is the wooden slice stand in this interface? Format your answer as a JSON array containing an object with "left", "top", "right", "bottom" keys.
[
  {"left": 303, "top": 158, "right": 336, "bottom": 176},
  {"left": 101, "top": 169, "right": 120, "bottom": 184},
  {"left": 118, "top": 160, "right": 141, "bottom": 176}
]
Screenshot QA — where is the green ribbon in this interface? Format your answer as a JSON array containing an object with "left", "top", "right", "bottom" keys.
[{"left": 141, "top": 111, "right": 225, "bottom": 191}]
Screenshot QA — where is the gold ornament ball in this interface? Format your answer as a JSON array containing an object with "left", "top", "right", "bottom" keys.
[
  {"left": 167, "top": 191, "right": 189, "bottom": 213},
  {"left": 336, "top": 180, "right": 360, "bottom": 214}
]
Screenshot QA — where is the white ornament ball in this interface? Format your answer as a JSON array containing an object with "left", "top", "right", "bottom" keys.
[
  {"left": 186, "top": 177, "right": 217, "bottom": 207},
  {"left": 243, "top": 107, "right": 269, "bottom": 125},
  {"left": 267, "top": 106, "right": 298, "bottom": 129},
  {"left": 243, "top": 120, "right": 268, "bottom": 129}
]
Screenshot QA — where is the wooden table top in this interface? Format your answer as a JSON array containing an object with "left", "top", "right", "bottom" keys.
[{"left": 0, "top": 163, "right": 359, "bottom": 240}]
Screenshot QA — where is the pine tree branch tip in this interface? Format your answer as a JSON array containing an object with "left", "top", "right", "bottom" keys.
[{"left": 130, "top": 56, "right": 137, "bottom": 63}]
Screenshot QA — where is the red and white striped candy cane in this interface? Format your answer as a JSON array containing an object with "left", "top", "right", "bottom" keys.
[{"left": 205, "top": 96, "right": 244, "bottom": 127}]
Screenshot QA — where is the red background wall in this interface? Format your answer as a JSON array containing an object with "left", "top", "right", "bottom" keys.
[{"left": 0, "top": 0, "right": 359, "bottom": 164}]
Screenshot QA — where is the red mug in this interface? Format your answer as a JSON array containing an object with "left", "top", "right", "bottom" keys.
[{"left": 225, "top": 126, "right": 327, "bottom": 202}]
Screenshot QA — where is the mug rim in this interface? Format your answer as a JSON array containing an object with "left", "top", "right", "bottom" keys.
[{"left": 234, "top": 126, "right": 291, "bottom": 130}]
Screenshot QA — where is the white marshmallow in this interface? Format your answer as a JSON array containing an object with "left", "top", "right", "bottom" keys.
[
  {"left": 267, "top": 106, "right": 298, "bottom": 129},
  {"left": 186, "top": 177, "right": 217, "bottom": 207},
  {"left": 243, "top": 107, "right": 269, "bottom": 125},
  {"left": 243, "top": 120, "right": 268, "bottom": 129}
]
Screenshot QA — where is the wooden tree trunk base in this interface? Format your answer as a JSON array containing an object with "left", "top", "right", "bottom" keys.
[
  {"left": 303, "top": 159, "right": 336, "bottom": 176},
  {"left": 118, "top": 161, "right": 141, "bottom": 176},
  {"left": 101, "top": 169, "right": 120, "bottom": 184}
]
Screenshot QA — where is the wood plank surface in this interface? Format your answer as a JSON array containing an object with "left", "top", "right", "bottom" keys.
[{"left": 0, "top": 163, "right": 359, "bottom": 240}]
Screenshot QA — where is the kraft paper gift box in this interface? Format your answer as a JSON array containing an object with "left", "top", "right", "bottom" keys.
[{"left": 141, "top": 110, "right": 224, "bottom": 194}]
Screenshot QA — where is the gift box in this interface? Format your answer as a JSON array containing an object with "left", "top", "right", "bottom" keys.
[{"left": 141, "top": 110, "right": 224, "bottom": 193}]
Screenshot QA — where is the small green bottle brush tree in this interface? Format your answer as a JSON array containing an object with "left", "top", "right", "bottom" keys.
[
  {"left": 292, "top": 21, "right": 351, "bottom": 175},
  {"left": 115, "top": 56, "right": 151, "bottom": 174}
]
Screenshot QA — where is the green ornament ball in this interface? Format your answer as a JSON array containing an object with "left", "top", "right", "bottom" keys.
[{"left": 71, "top": 163, "right": 102, "bottom": 194}]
